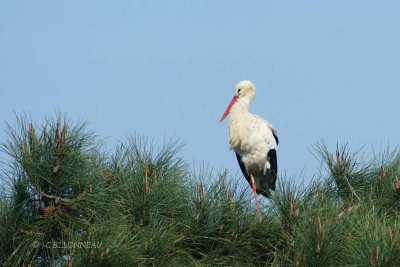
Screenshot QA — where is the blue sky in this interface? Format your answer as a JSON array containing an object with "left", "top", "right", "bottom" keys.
[{"left": 1, "top": 1, "right": 399, "bottom": 185}]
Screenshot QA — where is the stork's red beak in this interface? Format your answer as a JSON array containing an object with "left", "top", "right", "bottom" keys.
[{"left": 219, "top": 96, "right": 238, "bottom": 123}]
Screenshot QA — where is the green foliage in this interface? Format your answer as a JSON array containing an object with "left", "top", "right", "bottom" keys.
[
  {"left": 0, "top": 114, "right": 109, "bottom": 266},
  {"left": 0, "top": 115, "right": 399, "bottom": 266}
]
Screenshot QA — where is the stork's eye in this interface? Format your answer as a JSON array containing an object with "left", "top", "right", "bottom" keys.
[{"left": 238, "top": 88, "right": 242, "bottom": 93}]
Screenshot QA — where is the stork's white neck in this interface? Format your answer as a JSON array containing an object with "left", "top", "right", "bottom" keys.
[
  {"left": 229, "top": 97, "right": 251, "bottom": 118},
  {"left": 227, "top": 98, "right": 253, "bottom": 151}
]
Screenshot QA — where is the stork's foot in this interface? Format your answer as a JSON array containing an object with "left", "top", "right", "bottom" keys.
[{"left": 250, "top": 173, "right": 262, "bottom": 223}]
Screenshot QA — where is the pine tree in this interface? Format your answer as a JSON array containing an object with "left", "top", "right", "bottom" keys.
[
  {"left": 0, "top": 115, "right": 109, "bottom": 266},
  {"left": 1, "top": 114, "right": 399, "bottom": 266}
]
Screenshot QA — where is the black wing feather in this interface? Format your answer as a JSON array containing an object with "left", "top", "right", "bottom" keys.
[
  {"left": 267, "top": 149, "right": 278, "bottom": 176},
  {"left": 235, "top": 152, "right": 252, "bottom": 187},
  {"left": 255, "top": 148, "right": 278, "bottom": 198},
  {"left": 273, "top": 132, "right": 279, "bottom": 145}
]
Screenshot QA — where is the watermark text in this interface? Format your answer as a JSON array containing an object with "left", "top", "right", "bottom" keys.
[{"left": 32, "top": 241, "right": 102, "bottom": 249}]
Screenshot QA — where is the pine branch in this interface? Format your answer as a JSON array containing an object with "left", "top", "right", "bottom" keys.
[{"left": 39, "top": 189, "right": 75, "bottom": 204}]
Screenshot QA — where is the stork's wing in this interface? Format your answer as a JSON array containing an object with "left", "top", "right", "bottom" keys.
[
  {"left": 259, "top": 127, "right": 278, "bottom": 198},
  {"left": 268, "top": 149, "right": 278, "bottom": 176},
  {"left": 235, "top": 152, "right": 252, "bottom": 187}
]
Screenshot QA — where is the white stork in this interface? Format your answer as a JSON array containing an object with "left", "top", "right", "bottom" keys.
[{"left": 219, "top": 80, "right": 278, "bottom": 219}]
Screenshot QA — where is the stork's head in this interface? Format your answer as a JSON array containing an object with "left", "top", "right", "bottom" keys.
[
  {"left": 220, "top": 80, "right": 256, "bottom": 123},
  {"left": 235, "top": 80, "right": 256, "bottom": 103}
]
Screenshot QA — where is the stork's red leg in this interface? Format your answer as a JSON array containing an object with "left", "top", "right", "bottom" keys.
[{"left": 249, "top": 171, "right": 262, "bottom": 222}]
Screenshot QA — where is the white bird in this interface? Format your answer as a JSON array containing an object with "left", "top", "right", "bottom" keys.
[{"left": 220, "top": 80, "right": 278, "bottom": 219}]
